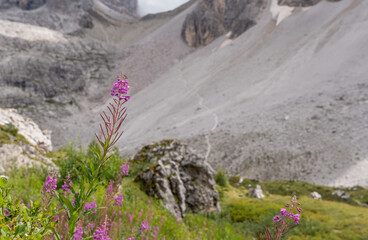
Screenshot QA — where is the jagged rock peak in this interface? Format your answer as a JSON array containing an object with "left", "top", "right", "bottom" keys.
[
  {"left": 135, "top": 139, "right": 221, "bottom": 219},
  {"left": 0, "top": 0, "right": 137, "bottom": 14},
  {"left": 181, "top": 0, "right": 267, "bottom": 47}
]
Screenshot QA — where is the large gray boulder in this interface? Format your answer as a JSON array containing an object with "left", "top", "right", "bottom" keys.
[
  {"left": 309, "top": 191, "right": 322, "bottom": 200},
  {"left": 136, "top": 140, "right": 221, "bottom": 218}
]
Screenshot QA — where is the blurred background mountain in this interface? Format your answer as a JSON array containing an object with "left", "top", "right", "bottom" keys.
[{"left": 1, "top": 0, "right": 367, "bottom": 188}]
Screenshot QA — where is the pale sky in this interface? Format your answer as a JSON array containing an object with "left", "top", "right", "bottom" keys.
[{"left": 137, "top": 0, "right": 189, "bottom": 16}]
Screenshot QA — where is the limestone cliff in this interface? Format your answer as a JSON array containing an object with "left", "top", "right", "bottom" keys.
[{"left": 181, "top": 0, "right": 267, "bottom": 47}]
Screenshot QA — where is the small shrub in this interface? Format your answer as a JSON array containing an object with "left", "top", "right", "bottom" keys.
[
  {"left": 215, "top": 168, "right": 229, "bottom": 187},
  {"left": 229, "top": 176, "right": 240, "bottom": 186}
]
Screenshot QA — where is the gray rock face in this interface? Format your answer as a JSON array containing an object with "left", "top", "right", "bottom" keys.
[
  {"left": 0, "top": 0, "right": 46, "bottom": 10},
  {"left": 100, "top": 0, "right": 137, "bottom": 15},
  {"left": 0, "top": 25, "right": 125, "bottom": 121},
  {"left": 278, "top": 0, "right": 321, "bottom": 7},
  {"left": 181, "top": 0, "right": 266, "bottom": 47},
  {"left": 0, "top": 0, "right": 136, "bottom": 14},
  {"left": 136, "top": 140, "right": 221, "bottom": 218},
  {"left": 0, "top": 0, "right": 137, "bottom": 119},
  {"left": 0, "top": 0, "right": 137, "bottom": 33}
]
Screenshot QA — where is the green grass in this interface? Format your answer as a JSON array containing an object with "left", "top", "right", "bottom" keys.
[
  {"left": 3, "top": 142, "right": 368, "bottom": 239},
  {"left": 238, "top": 179, "right": 368, "bottom": 206},
  {"left": 0, "top": 130, "right": 11, "bottom": 146},
  {"left": 218, "top": 186, "right": 368, "bottom": 239}
]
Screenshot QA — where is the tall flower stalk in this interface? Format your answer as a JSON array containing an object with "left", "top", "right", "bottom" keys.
[
  {"left": 258, "top": 196, "right": 302, "bottom": 240},
  {"left": 52, "top": 73, "right": 130, "bottom": 240}
]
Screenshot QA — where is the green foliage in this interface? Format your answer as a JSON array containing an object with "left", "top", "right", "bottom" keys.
[
  {"left": 3, "top": 140, "right": 368, "bottom": 240},
  {"left": 226, "top": 201, "right": 279, "bottom": 223},
  {"left": 0, "top": 177, "right": 57, "bottom": 239},
  {"left": 1, "top": 123, "right": 18, "bottom": 136},
  {"left": 245, "top": 179, "right": 368, "bottom": 207},
  {"left": 56, "top": 142, "right": 125, "bottom": 185},
  {"left": 229, "top": 176, "right": 240, "bottom": 186},
  {"left": 215, "top": 168, "right": 229, "bottom": 187},
  {"left": 0, "top": 124, "right": 30, "bottom": 147},
  {"left": 7, "top": 167, "right": 48, "bottom": 204}
]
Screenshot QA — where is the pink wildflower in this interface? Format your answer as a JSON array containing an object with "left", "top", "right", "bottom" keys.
[
  {"left": 113, "top": 194, "right": 124, "bottom": 207},
  {"left": 120, "top": 163, "right": 129, "bottom": 176},
  {"left": 41, "top": 175, "right": 57, "bottom": 195}
]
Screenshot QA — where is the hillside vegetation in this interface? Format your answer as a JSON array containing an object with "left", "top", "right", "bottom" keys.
[{"left": 3, "top": 141, "right": 368, "bottom": 239}]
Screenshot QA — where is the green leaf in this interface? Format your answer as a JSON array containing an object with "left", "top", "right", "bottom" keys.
[
  {"left": 14, "top": 224, "right": 26, "bottom": 237},
  {"left": 50, "top": 228, "right": 62, "bottom": 240},
  {"left": 86, "top": 181, "right": 103, "bottom": 199},
  {"left": 56, "top": 193, "right": 74, "bottom": 218},
  {"left": 68, "top": 211, "right": 79, "bottom": 238},
  {"left": 0, "top": 177, "right": 7, "bottom": 188}
]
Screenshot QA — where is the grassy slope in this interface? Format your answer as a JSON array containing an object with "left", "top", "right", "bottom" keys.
[{"left": 4, "top": 144, "right": 368, "bottom": 239}]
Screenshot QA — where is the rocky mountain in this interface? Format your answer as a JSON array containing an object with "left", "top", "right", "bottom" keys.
[
  {"left": 0, "top": 0, "right": 367, "bottom": 188},
  {"left": 181, "top": 0, "right": 267, "bottom": 47}
]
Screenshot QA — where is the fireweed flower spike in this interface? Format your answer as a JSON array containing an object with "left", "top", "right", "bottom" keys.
[
  {"left": 96, "top": 74, "right": 130, "bottom": 155},
  {"left": 259, "top": 196, "right": 302, "bottom": 240},
  {"left": 48, "top": 74, "right": 131, "bottom": 240},
  {"left": 41, "top": 175, "right": 57, "bottom": 195}
]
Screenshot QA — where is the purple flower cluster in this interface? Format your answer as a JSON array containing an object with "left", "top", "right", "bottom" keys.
[
  {"left": 113, "top": 194, "right": 124, "bottom": 207},
  {"left": 93, "top": 224, "right": 111, "bottom": 240},
  {"left": 120, "top": 163, "right": 129, "bottom": 176},
  {"left": 62, "top": 179, "right": 72, "bottom": 194},
  {"left": 105, "top": 184, "right": 114, "bottom": 199},
  {"left": 41, "top": 175, "right": 57, "bottom": 195},
  {"left": 73, "top": 226, "right": 83, "bottom": 240},
  {"left": 84, "top": 202, "right": 97, "bottom": 214},
  {"left": 273, "top": 198, "right": 302, "bottom": 225},
  {"left": 110, "top": 75, "right": 130, "bottom": 101},
  {"left": 290, "top": 213, "right": 300, "bottom": 225},
  {"left": 140, "top": 221, "right": 149, "bottom": 232},
  {"left": 86, "top": 222, "right": 96, "bottom": 232}
]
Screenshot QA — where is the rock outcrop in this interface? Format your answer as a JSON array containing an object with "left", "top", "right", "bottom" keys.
[
  {"left": 247, "top": 184, "right": 265, "bottom": 199},
  {"left": 0, "top": 108, "right": 52, "bottom": 152},
  {"left": 181, "top": 0, "right": 266, "bottom": 47},
  {"left": 309, "top": 191, "right": 322, "bottom": 200},
  {"left": 332, "top": 190, "right": 351, "bottom": 201},
  {"left": 136, "top": 140, "right": 221, "bottom": 218},
  {"left": 0, "top": 108, "right": 57, "bottom": 174}
]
